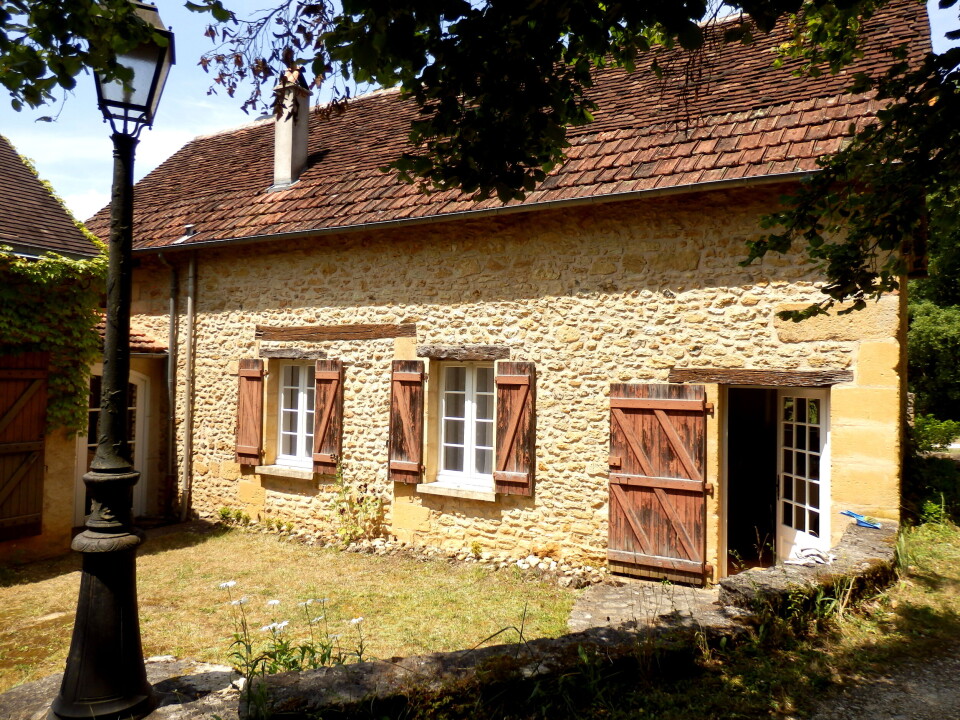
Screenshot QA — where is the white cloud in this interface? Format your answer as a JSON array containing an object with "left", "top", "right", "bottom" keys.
[{"left": 64, "top": 188, "right": 110, "bottom": 224}]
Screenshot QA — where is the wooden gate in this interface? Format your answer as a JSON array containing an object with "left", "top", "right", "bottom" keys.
[
  {"left": 608, "top": 383, "right": 711, "bottom": 584},
  {"left": 0, "top": 352, "right": 48, "bottom": 541}
]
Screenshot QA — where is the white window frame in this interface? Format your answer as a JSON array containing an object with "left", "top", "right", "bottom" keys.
[
  {"left": 436, "top": 363, "right": 495, "bottom": 491},
  {"left": 276, "top": 363, "right": 315, "bottom": 470}
]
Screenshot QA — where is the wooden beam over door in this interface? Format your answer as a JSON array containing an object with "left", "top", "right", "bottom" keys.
[
  {"left": 256, "top": 323, "right": 416, "bottom": 342},
  {"left": 668, "top": 367, "right": 853, "bottom": 387}
]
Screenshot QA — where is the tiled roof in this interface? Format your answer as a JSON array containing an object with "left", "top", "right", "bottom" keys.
[
  {"left": 95, "top": 317, "right": 167, "bottom": 354},
  {"left": 88, "top": 1, "right": 929, "bottom": 252},
  {"left": 0, "top": 135, "right": 98, "bottom": 257}
]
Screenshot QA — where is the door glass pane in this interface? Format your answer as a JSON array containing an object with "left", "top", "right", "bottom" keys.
[
  {"left": 808, "top": 399, "right": 819, "bottom": 425},
  {"left": 445, "top": 393, "right": 465, "bottom": 419},
  {"left": 796, "top": 452, "right": 806, "bottom": 476},
  {"left": 809, "top": 511, "right": 820, "bottom": 537},
  {"left": 795, "top": 505, "right": 806, "bottom": 532},
  {"left": 476, "top": 367, "right": 494, "bottom": 394},
  {"left": 475, "top": 420, "right": 492, "bottom": 448},
  {"left": 794, "top": 477, "right": 806, "bottom": 505},
  {"left": 796, "top": 398, "right": 807, "bottom": 424},
  {"left": 783, "top": 397, "right": 794, "bottom": 421},
  {"left": 809, "top": 454, "right": 820, "bottom": 480},
  {"left": 783, "top": 450, "right": 793, "bottom": 474},
  {"left": 476, "top": 394, "right": 494, "bottom": 421},
  {"left": 783, "top": 424, "right": 793, "bottom": 448},
  {"left": 783, "top": 475, "right": 793, "bottom": 500},
  {"left": 810, "top": 426, "right": 820, "bottom": 451},
  {"left": 783, "top": 502, "right": 793, "bottom": 528},
  {"left": 809, "top": 482, "right": 820, "bottom": 509},
  {"left": 796, "top": 426, "right": 806, "bottom": 450}
]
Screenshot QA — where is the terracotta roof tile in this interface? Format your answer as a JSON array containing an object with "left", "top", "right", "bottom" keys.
[
  {"left": 96, "top": 318, "right": 166, "bottom": 354},
  {"left": 0, "top": 135, "right": 97, "bottom": 257},
  {"left": 86, "top": 1, "right": 929, "bottom": 251}
]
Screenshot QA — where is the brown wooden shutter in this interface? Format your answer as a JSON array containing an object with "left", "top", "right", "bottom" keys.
[
  {"left": 313, "top": 359, "right": 344, "bottom": 475},
  {"left": 0, "top": 352, "right": 48, "bottom": 541},
  {"left": 494, "top": 362, "right": 536, "bottom": 496},
  {"left": 388, "top": 360, "right": 424, "bottom": 483},
  {"left": 235, "top": 359, "right": 264, "bottom": 466},
  {"left": 607, "top": 382, "right": 711, "bottom": 584}
]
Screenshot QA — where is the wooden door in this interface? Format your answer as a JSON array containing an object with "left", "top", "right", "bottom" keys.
[
  {"left": 0, "top": 352, "right": 48, "bottom": 541},
  {"left": 608, "top": 383, "right": 711, "bottom": 584}
]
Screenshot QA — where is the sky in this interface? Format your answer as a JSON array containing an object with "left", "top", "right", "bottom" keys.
[{"left": 1, "top": 1, "right": 958, "bottom": 223}]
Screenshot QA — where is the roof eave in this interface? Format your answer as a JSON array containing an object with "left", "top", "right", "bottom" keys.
[{"left": 134, "top": 169, "right": 814, "bottom": 257}]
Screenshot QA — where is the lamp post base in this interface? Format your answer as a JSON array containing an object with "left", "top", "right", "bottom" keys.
[{"left": 48, "top": 470, "right": 155, "bottom": 720}]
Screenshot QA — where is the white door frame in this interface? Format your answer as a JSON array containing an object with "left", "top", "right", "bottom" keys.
[
  {"left": 776, "top": 387, "right": 830, "bottom": 561},
  {"left": 74, "top": 366, "right": 149, "bottom": 526}
]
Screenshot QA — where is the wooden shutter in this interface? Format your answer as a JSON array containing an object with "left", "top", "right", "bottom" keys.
[
  {"left": 312, "top": 359, "right": 344, "bottom": 475},
  {"left": 0, "top": 352, "right": 48, "bottom": 541},
  {"left": 494, "top": 362, "right": 536, "bottom": 496},
  {"left": 388, "top": 360, "right": 424, "bottom": 483},
  {"left": 608, "top": 383, "right": 712, "bottom": 584},
  {"left": 235, "top": 359, "right": 264, "bottom": 466}
]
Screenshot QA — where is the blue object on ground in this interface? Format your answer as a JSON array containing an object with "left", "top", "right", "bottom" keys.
[{"left": 840, "top": 510, "right": 881, "bottom": 529}]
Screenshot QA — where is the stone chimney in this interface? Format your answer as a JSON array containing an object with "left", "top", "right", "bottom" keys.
[{"left": 272, "top": 67, "right": 311, "bottom": 189}]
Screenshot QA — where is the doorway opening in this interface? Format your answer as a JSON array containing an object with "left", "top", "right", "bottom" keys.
[{"left": 726, "top": 387, "right": 778, "bottom": 574}]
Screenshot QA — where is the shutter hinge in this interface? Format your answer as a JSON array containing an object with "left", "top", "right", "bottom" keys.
[{"left": 705, "top": 402, "right": 715, "bottom": 416}]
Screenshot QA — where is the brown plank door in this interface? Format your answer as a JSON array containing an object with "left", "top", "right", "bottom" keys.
[
  {"left": 0, "top": 352, "right": 49, "bottom": 541},
  {"left": 608, "top": 382, "right": 712, "bottom": 584}
]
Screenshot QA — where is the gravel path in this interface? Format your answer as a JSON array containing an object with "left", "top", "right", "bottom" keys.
[{"left": 811, "top": 646, "right": 960, "bottom": 720}]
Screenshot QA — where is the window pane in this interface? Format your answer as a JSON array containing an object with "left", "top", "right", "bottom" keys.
[
  {"left": 89, "top": 375, "right": 101, "bottom": 407},
  {"left": 127, "top": 383, "right": 137, "bottom": 409},
  {"left": 283, "top": 388, "right": 299, "bottom": 412},
  {"left": 282, "top": 433, "right": 296, "bottom": 456},
  {"left": 809, "top": 482, "right": 820, "bottom": 510},
  {"left": 783, "top": 475, "right": 793, "bottom": 500},
  {"left": 796, "top": 453, "right": 806, "bottom": 477},
  {"left": 795, "top": 504, "right": 806, "bottom": 532},
  {"left": 476, "top": 394, "right": 494, "bottom": 421},
  {"left": 783, "top": 450, "right": 793, "bottom": 474},
  {"left": 808, "top": 399, "right": 820, "bottom": 425},
  {"left": 444, "top": 446, "right": 464, "bottom": 472},
  {"left": 809, "top": 454, "right": 820, "bottom": 480},
  {"left": 445, "top": 393, "right": 465, "bottom": 419},
  {"left": 476, "top": 447, "right": 493, "bottom": 475},
  {"left": 796, "top": 426, "right": 807, "bottom": 450},
  {"left": 809, "top": 511, "right": 820, "bottom": 538},
  {"left": 783, "top": 397, "right": 794, "bottom": 422},
  {"left": 445, "top": 366, "right": 466, "bottom": 392},
  {"left": 783, "top": 423, "right": 794, "bottom": 448},
  {"left": 444, "top": 418, "right": 464, "bottom": 445},
  {"left": 87, "top": 410, "right": 98, "bottom": 445},
  {"left": 286, "top": 365, "right": 299, "bottom": 386},
  {"left": 810, "top": 426, "right": 820, "bottom": 451},
  {"left": 795, "top": 477, "right": 806, "bottom": 505},
  {"left": 475, "top": 420, "right": 493, "bottom": 448},
  {"left": 282, "top": 410, "right": 297, "bottom": 433},
  {"left": 476, "top": 367, "right": 494, "bottom": 394},
  {"left": 783, "top": 502, "right": 793, "bottom": 528},
  {"left": 796, "top": 398, "right": 807, "bottom": 424}
]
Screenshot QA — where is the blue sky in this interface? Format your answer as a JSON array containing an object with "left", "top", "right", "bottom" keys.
[{"left": 2, "top": 1, "right": 957, "bottom": 222}]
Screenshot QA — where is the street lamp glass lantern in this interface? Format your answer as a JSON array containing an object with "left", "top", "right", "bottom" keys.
[{"left": 94, "top": 1, "right": 175, "bottom": 136}]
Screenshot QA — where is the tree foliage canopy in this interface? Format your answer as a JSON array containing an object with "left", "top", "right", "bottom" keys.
[{"left": 4, "top": 0, "right": 958, "bottom": 314}]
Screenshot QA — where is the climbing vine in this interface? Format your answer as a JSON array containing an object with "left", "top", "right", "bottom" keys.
[{"left": 0, "top": 152, "right": 106, "bottom": 432}]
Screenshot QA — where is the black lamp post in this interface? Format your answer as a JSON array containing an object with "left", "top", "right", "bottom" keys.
[{"left": 50, "top": 4, "right": 174, "bottom": 719}]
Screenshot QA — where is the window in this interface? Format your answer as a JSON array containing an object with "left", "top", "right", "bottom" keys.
[
  {"left": 276, "top": 364, "right": 315, "bottom": 469},
  {"left": 437, "top": 364, "right": 495, "bottom": 490}
]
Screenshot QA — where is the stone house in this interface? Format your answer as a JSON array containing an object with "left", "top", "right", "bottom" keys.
[
  {"left": 0, "top": 135, "right": 170, "bottom": 563},
  {"left": 86, "top": 2, "right": 926, "bottom": 583}
]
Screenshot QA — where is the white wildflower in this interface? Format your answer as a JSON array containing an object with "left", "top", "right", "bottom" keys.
[
  {"left": 230, "top": 597, "right": 249, "bottom": 606},
  {"left": 310, "top": 616, "right": 324, "bottom": 624},
  {"left": 349, "top": 617, "right": 364, "bottom": 625},
  {"left": 317, "top": 598, "right": 329, "bottom": 604},
  {"left": 297, "top": 600, "right": 313, "bottom": 607},
  {"left": 218, "top": 580, "right": 237, "bottom": 589},
  {"left": 275, "top": 620, "right": 289, "bottom": 631},
  {"left": 261, "top": 624, "right": 276, "bottom": 632},
  {"left": 266, "top": 599, "right": 280, "bottom": 606}
]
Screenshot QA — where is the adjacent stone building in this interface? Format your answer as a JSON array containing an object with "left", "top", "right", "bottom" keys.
[{"left": 88, "top": 2, "right": 927, "bottom": 583}]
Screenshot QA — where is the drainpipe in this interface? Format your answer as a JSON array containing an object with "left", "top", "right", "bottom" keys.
[
  {"left": 180, "top": 252, "right": 197, "bottom": 521},
  {"left": 157, "top": 253, "right": 179, "bottom": 519}
]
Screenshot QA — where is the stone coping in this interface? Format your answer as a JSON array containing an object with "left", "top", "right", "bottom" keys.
[{"left": 0, "top": 523, "right": 896, "bottom": 720}]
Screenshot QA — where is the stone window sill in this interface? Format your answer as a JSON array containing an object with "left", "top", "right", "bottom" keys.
[
  {"left": 255, "top": 464, "right": 315, "bottom": 481},
  {"left": 416, "top": 481, "right": 497, "bottom": 503}
]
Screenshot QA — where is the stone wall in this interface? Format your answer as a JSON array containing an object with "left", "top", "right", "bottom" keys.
[{"left": 130, "top": 183, "right": 904, "bottom": 577}]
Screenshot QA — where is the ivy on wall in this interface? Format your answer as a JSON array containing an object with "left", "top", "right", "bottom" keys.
[{"left": 0, "top": 244, "right": 106, "bottom": 432}]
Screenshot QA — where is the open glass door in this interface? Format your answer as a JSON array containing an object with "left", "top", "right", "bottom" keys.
[{"left": 777, "top": 388, "right": 830, "bottom": 561}]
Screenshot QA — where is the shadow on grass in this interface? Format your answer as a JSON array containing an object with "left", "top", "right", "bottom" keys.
[{"left": 0, "top": 520, "right": 230, "bottom": 588}]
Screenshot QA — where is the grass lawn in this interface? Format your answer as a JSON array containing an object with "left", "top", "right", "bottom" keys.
[{"left": 0, "top": 524, "right": 575, "bottom": 693}]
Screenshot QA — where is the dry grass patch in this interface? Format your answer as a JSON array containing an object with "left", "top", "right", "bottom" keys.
[{"left": 0, "top": 524, "right": 574, "bottom": 692}]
